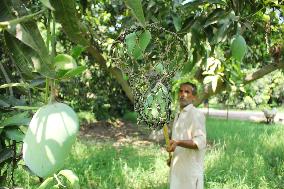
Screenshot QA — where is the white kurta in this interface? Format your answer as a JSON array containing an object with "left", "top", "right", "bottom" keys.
[{"left": 170, "top": 104, "right": 206, "bottom": 189}]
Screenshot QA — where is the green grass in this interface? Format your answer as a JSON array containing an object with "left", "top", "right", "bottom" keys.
[
  {"left": 205, "top": 118, "right": 284, "bottom": 189},
  {"left": 13, "top": 118, "right": 284, "bottom": 189},
  {"left": 14, "top": 141, "right": 169, "bottom": 189}
]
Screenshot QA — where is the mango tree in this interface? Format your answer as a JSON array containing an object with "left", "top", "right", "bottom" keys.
[
  {"left": 37, "top": 0, "right": 284, "bottom": 107},
  {"left": 121, "top": 0, "right": 283, "bottom": 106}
]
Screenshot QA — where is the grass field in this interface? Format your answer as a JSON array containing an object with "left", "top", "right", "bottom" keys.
[{"left": 14, "top": 118, "right": 284, "bottom": 189}]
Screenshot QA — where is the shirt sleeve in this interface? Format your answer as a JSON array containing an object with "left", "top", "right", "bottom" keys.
[{"left": 192, "top": 112, "right": 206, "bottom": 150}]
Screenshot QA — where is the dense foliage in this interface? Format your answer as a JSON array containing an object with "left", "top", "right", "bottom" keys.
[
  {"left": 0, "top": 0, "right": 283, "bottom": 188},
  {"left": 213, "top": 70, "right": 284, "bottom": 109}
]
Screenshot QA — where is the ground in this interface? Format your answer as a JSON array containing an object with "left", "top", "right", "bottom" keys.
[
  {"left": 78, "top": 109, "right": 284, "bottom": 145},
  {"left": 79, "top": 119, "right": 154, "bottom": 145}
]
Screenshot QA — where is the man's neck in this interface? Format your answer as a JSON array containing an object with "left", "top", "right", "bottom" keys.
[{"left": 180, "top": 103, "right": 192, "bottom": 111}]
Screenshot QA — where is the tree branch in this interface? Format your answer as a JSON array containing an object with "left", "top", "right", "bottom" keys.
[
  {"left": 87, "top": 45, "right": 134, "bottom": 103},
  {"left": 244, "top": 62, "right": 284, "bottom": 84},
  {"left": 0, "top": 9, "right": 46, "bottom": 29},
  {"left": 194, "top": 61, "right": 284, "bottom": 106}
]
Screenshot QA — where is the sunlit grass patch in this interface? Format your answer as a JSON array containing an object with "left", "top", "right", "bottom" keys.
[{"left": 205, "top": 118, "right": 284, "bottom": 189}]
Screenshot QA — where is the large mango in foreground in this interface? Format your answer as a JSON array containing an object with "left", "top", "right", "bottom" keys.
[
  {"left": 231, "top": 34, "right": 247, "bottom": 62},
  {"left": 23, "top": 102, "right": 79, "bottom": 178}
]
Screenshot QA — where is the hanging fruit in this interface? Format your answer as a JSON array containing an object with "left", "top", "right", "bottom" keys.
[
  {"left": 23, "top": 102, "right": 79, "bottom": 178},
  {"left": 231, "top": 34, "right": 247, "bottom": 62}
]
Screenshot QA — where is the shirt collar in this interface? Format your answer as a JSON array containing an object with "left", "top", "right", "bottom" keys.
[{"left": 181, "top": 104, "right": 194, "bottom": 112}]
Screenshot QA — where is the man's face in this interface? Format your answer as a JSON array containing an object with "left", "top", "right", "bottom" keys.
[{"left": 179, "top": 84, "right": 196, "bottom": 108}]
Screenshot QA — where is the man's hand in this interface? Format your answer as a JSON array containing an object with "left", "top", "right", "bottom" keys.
[
  {"left": 166, "top": 140, "right": 178, "bottom": 152},
  {"left": 166, "top": 156, "right": 171, "bottom": 167}
]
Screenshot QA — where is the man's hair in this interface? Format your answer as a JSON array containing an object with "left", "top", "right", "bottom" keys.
[{"left": 180, "top": 82, "right": 197, "bottom": 96}]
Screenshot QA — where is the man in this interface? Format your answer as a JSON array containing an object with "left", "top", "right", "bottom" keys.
[{"left": 167, "top": 82, "right": 206, "bottom": 189}]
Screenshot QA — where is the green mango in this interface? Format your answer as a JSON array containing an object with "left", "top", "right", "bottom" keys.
[
  {"left": 231, "top": 34, "right": 247, "bottom": 62},
  {"left": 23, "top": 102, "right": 79, "bottom": 178}
]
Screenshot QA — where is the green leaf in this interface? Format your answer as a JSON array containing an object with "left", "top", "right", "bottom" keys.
[
  {"left": 0, "top": 99, "right": 10, "bottom": 108},
  {"left": 1, "top": 2, "right": 52, "bottom": 75},
  {"left": 0, "top": 0, "right": 45, "bottom": 28},
  {"left": 203, "top": 75, "right": 219, "bottom": 92},
  {"left": 146, "top": 95, "right": 154, "bottom": 106},
  {"left": 12, "top": 106, "right": 40, "bottom": 110},
  {"left": 0, "top": 149, "right": 14, "bottom": 164},
  {"left": 204, "top": 8, "right": 227, "bottom": 28},
  {"left": 0, "top": 0, "right": 13, "bottom": 22},
  {"left": 58, "top": 170, "right": 80, "bottom": 189},
  {"left": 132, "top": 47, "right": 144, "bottom": 60},
  {"left": 211, "top": 12, "right": 235, "bottom": 44},
  {"left": 139, "top": 30, "right": 152, "bottom": 46},
  {"left": 54, "top": 54, "right": 77, "bottom": 71},
  {"left": 218, "top": 10, "right": 236, "bottom": 25},
  {"left": 4, "top": 31, "right": 34, "bottom": 78},
  {"left": 151, "top": 107, "right": 159, "bottom": 118},
  {"left": 0, "top": 112, "right": 30, "bottom": 128},
  {"left": 189, "top": 20, "right": 203, "bottom": 44},
  {"left": 212, "top": 24, "right": 228, "bottom": 44},
  {"left": 50, "top": 0, "right": 90, "bottom": 46},
  {"left": 180, "top": 16, "right": 195, "bottom": 33},
  {"left": 4, "top": 31, "right": 54, "bottom": 78},
  {"left": 0, "top": 96, "right": 26, "bottom": 107},
  {"left": 182, "top": 61, "right": 195, "bottom": 75},
  {"left": 154, "top": 63, "right": 164, "bottom": 73},
  {"left": 122, "top": 72, "right": 129, "bottom": 80},
  {"left": 30, "top": 79, "right": 46, "bottom": 87},
  {"left": 5, "top": 128, "right": 24, "bottom": 142},
  {"left": 0, "top": 0, "right": 49, "bottom": 58},
  {"left": 125, "top": 30, "right": 151, "bottom": 60},
  {"left": 59, "top": 66, "right": 87, "bottom": 79},
  {"left": 204, "top": 57, "right": 221, "bottom": 74},
  {"left": 203, "top": 75, "right": 212, "bottom": 85},
  {"left": 212, "top": 76, "right": 218, "bottom": 92},
  {"left": 232, "top": 61, "right": 242, "bottom": 76},
  {"left": 161, "top": 84, "right": 168, "bottom": 94},
  {"left": 181, "top": 0, "right": 226, "bottom": 7},
  {"left": 71, "top": 45, "right": 86, "bottom": 59},
  {"left": 156, "top": 90, "right": 163, "bottom": 103},
  {"left": 0, "top": 83, "right": 29, "bottom": 89},
  {"left": 172, "top": 14, "right": 182, "bottom": 32},
  {"left": 125, "top": 32, "right": 137, "bottom": 55},
  {"left": 0, "top": 10, "right": 46, "bottom": 29},
  {"left": 7, "top": 22, "right": 49, "bottom": 56},
  {"left": 239, "top": 86, "right": 246, "bottom": 93},
  {"left": 38, "top": 177, "right": 54, "bottom": 189},
  {"left": 39, "top": 0, "right": 55, "bottom": 10},
  {"left": 134, "top": 30, "right": 152, "bottom": 59},
  {"left": 125, "top": 0, "right": 146, "bottom": 26}
]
